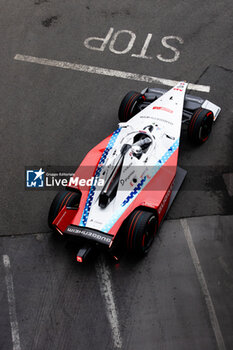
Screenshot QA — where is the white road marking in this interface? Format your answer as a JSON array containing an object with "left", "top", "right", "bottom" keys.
[
  {"left": 132, "top": 33, "right": 153, "bottom": 59},
  {"left": 84, "top": 27, "right": 114, "bottom": 52},
  {"left": 180, "top": 219, "right": 226, "bottom": 350},
  {"left": 218, "top": 256, "right": 233, "bottom": 277},
  {"left": 95, "top": 255, "right": 122, "bottom": 349},
  {"left": 156, "top": 36, "right": 184, "bottom": 63},
  {"left": 109, "top": 30, "right": 136, "bottom": 55},
  {"left": 2, "top": 255, "right": 21, "bottom": 350},
  {"left": 14, "top": 54, "right": 210, "bottom": 92},
  {"left": 83, "top": 28, "right": 184, "bottom": 62},
  {"left": 222, "top": 173, "right": 233, "bottom": 196}
]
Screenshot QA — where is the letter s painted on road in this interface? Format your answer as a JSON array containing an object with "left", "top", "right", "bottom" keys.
[{"left": 157, "top": 36, "right": 184, "bottom": 63}]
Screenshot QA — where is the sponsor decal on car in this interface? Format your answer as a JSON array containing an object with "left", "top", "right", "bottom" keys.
[
  {"left": 64, "top": 226, "right": 112, "bottom": 245},
  {"left": 153, "top": 106, "right": 173, "bottom": 114},
  {"left": 157, "top": 180, "right": 174, "bottom": 215}
]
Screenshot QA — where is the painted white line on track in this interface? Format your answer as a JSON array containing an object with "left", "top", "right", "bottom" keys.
[
  {"left": 2, "top": 255, "right": 21, "bottom": 350},
  {"left": 180, "top": 219, "right": 226, "bottom": 350},
  {"left": 95, "top": 255, "right": 122, "bottom": 349},
  {"left": 14, "top": 54, "right": 210, "bottom": 93}
]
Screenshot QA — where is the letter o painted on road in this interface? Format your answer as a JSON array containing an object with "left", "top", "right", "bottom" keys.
[{"left": 109, "top": 30, "right": 136, "bottom": 55}]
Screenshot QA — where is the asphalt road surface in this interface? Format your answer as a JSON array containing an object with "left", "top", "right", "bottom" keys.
[{"left": 0, "top": 0, "right": 233, "bottom": 349}]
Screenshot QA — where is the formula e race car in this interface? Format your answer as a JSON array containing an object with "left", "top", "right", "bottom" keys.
[{"left": 48, "top": 82, "right": 221, "bottom": 262}]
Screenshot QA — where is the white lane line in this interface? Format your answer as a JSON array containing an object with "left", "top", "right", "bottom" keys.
[
  {"left": 95, "top": 255, "right": 122, "bottom": 349},
  {"left": 222, "top": 173, "right": 233, "bottom": 196},
  {"left": 180, "top": 219, "right": 226, "bottom": 350},
  {"left": 2, "top": 255, "right": 21, "bottom": 350},
  {"left": 14, "top": 54, "right": 210, "bottom": 93},
  {"left": 218, "top": 256, "right": 233, "bottom": 277}
]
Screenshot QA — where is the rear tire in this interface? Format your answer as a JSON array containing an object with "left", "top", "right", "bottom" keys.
[
  {"left": 48, "top": 190, "right": 80, "bottom": 229},
  {"left": 118, "top": 91, "right": 141, "bottom": 122},
  {"left": 188, "top": 108, "right": 213, "bottom": 145},
  {"left": 125, "top": 210, "right": 157, "bottom": 257}
]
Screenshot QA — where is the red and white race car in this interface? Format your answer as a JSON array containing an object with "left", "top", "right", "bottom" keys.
[{"left": 48, "top": 82, "right": 220, "bottom": 262}]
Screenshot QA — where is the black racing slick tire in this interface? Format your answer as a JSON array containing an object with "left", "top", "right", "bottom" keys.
[
  {"left": 188, "top": 108, "right": 214, "bottom": 145},
  {"left": 125, "top": 210, "right": 157, "bottom": 257},
  {"left": 118, "top": 91, "right": 141, "bottom": 122},
  {"left": 48, "top": 190, "right": 80, "bottom": 229}
]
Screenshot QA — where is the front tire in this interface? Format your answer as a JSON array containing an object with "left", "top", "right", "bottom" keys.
[
  {"left": 125, "top": 210, "right": 157, "bottom": 257},
  {"left": 188, "top": 108, "right": 213, "bottom": 145},
  {"left": 118, "top": 91, "right": 141, "bottom": 122},
  {"left": 48, "top": 190, "right": 80, "bottom": 229}
]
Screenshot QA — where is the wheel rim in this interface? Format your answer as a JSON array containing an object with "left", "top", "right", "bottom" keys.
[{"left": 142, "top": 216, "right": 156, "bottom": 253}]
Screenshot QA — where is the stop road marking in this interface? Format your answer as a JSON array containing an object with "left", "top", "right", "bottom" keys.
[{"left": 84, "top": 27, "right": 184, "bottom": 63}]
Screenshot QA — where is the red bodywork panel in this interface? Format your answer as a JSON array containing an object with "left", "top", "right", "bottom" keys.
[{"left": 53, "top": 131, "right": 178, "bottom": 239}]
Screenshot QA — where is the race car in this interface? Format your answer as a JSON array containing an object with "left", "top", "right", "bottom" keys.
[{"left": 48, "top": 82, "right": 221, "bottom": 262}]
